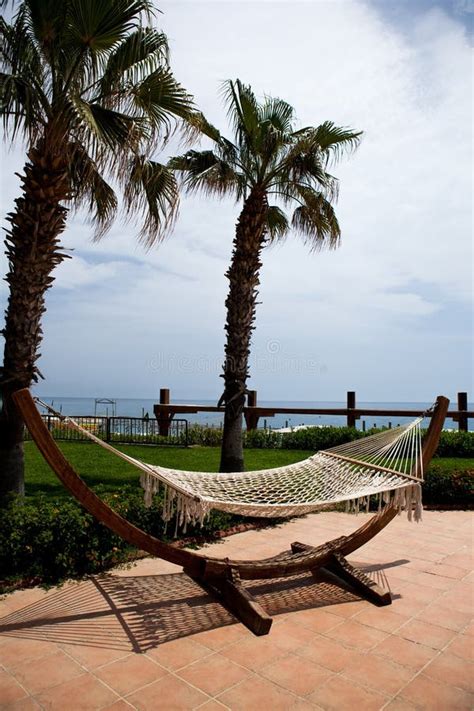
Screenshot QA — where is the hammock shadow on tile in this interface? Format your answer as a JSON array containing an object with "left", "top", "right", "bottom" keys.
[{"left": 0, "top": 560, "right": 404, "bottom": 653}]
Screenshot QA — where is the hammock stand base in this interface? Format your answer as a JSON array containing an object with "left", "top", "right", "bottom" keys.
[
  {"left": 13, "top": 389, "right": 449, "bottom": 637},
  {"left": 188, "top": 537, "right": 394, "bottom": 636}
]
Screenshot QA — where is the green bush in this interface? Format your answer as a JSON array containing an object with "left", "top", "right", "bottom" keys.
[
  {"left": 423, "top": 464, "right": 473, "bottom": 506},
  {"left": 0, "top": 486, "right": 247, "bottom": 592},
  {"left": 185, "top": 424, "right": 223, "bottom": 447},
  {"left": 435, "top": 431, "right": 474, "bottom": 458}
]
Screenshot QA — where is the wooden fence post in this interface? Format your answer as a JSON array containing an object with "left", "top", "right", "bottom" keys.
[
  {"left": 157, "top": 388, "right": 173, "bottom": 437},
  {"left": 347, "top": 391, "right": 357, "bottom": 428},
  {"left": 457, "top": 392, "right": 468, "bottom": 432},
  {"left": 244, "top": 390, "right": 260, "bottom": 431}
]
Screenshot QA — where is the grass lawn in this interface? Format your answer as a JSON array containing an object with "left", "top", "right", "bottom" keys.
[
  {"left": 24, "top": 441, "right": 315, "bottom": 500},
  {"left": 24, "top": 441, "right": 473, "bottom": 502}
]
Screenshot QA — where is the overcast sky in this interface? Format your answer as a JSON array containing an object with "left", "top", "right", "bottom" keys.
[{"left": 0, "top": 0, "right": 472, "bottom": 403}]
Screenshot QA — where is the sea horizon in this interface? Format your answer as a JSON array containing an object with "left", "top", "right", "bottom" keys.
[{"left": 34, "top": 394, "right": 473, "bottom": 431}]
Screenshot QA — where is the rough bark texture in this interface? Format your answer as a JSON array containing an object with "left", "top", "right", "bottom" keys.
[
  {"left": 219, "top": 187, "right": 267, "bottom": 472},
  {"left": 0, "top": 140, "right": 70, "bottom": 500}
]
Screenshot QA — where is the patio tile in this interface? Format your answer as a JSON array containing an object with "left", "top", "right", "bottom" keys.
[
  {"left": 424, "top": 563, "right": 469, "bottom": 579},
  {"left": 343, "top": 653, "right": 415, "bottom": 695},
  {"left": 463, "top": 621, "right": 474, "bottom": 636},
  {"left": 324, "top": 619, "right": 387, "bottom": 651},
  {"left": 260, "top": 653, "right": 333, "bottom": 696},
  {"left": 382, "top": 699, "right": 417, "bottom": 710},
  {"left": 127, "top": 674, "right": 208, "bottom": 710},
  {"left": 221, "top": 636, "right": 287, "bottom": 670},
  {"left": 59, "top": 643, "right": 130, "bottom": 669},
  {"left": 442, "top": 553, "right": 474, "bottom": 570},
  {"left": 265, "top": 619, "right": 319, "bottom": 651},
  {"left": 353, "top": 607, "right": 409, "bottom": 633},
  {"left": 373, "top": 635, "right": 437, "bottom": 670},
  {"left": 423, "top": 652, "right": 474, "bottom": 692},
  {"left": 95, "top": 653, "right": 167, "bottom": 696},
  {"left": 218, "top": 675, "right": 309, "bottom": 710},
  {"left": 297, "top": 635, "right": 358, "bottom": 672},
  {"left": 177, "top": 653, "right": 250, "bottom": 696},
  {"left": 10, "top": 650, "right": 84, "bottom": 695},
  {"left": 447, "top": 634, "right": 474, "bottom": 662},
  {"left": 0, "top": 638, "right": 57, "bottom": 671},
  {"left": 101, "top": 702, "right": 137, "bottom": 711},
  {"left": 0, "top": 670, "right": 28, "bottom": 705},
  {"left": 196, "top": 701, "right": 230, "bottom": 710},
  {"left": 399, "top": 673, "right": 474, "bottom": 710},
  {"left": 290, "top": 609, "right": 342, "bottom": 634},
  {"left": 192, "top": 624, "right": 248, "bottom": 651},
  {"left": 34, "top": 673, "right": 119, "bottom": 710},
  {"left": 2, "top": 698, "right": 42, "bottom": 710},
  {"left": 308, "top": 673, "right": 387, "bottom": 711},
  {"left": 415, "top": 602, "right": 472, "bottom": 632},
  {"left": 325, "top": 600, "right": 366, "bottom": 618},
  {"left": 397, "top": 619, "right": 456, "bottom": 650},
  {"left": 146, "top": 638, "right": 211, "bottom": 670}
]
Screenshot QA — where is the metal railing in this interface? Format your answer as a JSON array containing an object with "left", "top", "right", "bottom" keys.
[{"left": 24, "top": 414, "right": 189, "bottom": 446}]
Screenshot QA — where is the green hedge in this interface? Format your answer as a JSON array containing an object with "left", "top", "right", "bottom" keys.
[
  {"left": 185, "top": 424, "right": 474, "bottom": 458},
  {"left": 435, "top": 431, "right": 474, "bottom": 458},
  {"left": 0, "top": 486, "right": 246, "bottom": 592},
  {"left": 423, "top": 464, "right": 473, "bottom": 506}
]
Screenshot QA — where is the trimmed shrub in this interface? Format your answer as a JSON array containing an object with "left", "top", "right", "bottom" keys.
[
  {"left": 435, "top": 431, "right": 474, "bottom": 458},
  {"left": 0, "top": 486, "right": 247, "bottom": 592},
  {"left": 423, "top": 464, "right": 473, "bottom": 506}
]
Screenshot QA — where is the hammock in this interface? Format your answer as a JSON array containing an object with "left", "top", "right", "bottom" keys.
[
  {"left": 37, "top": 399, "right": 426, "bottom": 529},
  {"left": 15, "top": 390, "right": 450, "bottom": 636}
]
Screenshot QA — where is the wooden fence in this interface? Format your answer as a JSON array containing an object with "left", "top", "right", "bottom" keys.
[{"left": 153, "top": 389, "right": 473, "bottom": 435}]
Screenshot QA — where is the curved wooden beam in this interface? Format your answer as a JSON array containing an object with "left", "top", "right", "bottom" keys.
[{"left": 13, "top": 390, "right": 449, "bottom": 581}]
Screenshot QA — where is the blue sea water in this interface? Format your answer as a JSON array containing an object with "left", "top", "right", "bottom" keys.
[{"left": 34, "top": 395, "right": 472, "bottom": 431}]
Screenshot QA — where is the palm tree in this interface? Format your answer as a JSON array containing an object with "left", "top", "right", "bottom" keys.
[
  {"left": 0, "top": 0, "right": 197, "bottom": 500},
  {"left": 171, "top": 80, "right": 361, "bottom": 472}
]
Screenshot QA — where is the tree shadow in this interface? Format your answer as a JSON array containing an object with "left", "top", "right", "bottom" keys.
[{"left": 0, "top": 559, "right": 404, "bottom": 653}]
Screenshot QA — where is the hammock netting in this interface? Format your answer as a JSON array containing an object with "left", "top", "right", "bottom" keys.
[{"left": 49, "top": 406, "right": 426, "bottom": 531}]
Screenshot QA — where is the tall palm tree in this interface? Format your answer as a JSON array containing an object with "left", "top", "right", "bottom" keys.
[
  {"left": 0, "top": 0, "right": 197, "bottom": 499},
  {"left": 171, "top": 80, "right": 361, "bottom": 472}
]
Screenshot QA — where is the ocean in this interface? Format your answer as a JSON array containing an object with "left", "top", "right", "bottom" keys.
[{"left": 34, "top": 396, "right": 473, "bottom": 431}]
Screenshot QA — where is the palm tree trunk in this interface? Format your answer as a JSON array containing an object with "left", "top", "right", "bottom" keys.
[
  {"left": 219, "top": 186, "right": 267, "bottom": 472},
  {"left": 0, "top": 143, "right": 70, "bottom": 501}
]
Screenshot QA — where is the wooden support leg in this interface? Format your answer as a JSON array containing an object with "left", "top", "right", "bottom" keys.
[
  {"left": 323, "top": 553, "right": 392, "bottom": 606},
  {"left": 291, "top": 542, "right": 391, "bottom": 606},
  {"left": 189, "top": 568, "right": 273, "bottom": 636}
]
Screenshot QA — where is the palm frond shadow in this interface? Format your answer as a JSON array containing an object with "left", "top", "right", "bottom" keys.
[{"left": 0, "top": 562, "right": 403, "bottom": 653}]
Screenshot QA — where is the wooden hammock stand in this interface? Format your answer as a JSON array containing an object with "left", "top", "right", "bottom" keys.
[{"left": 13, "top": 389, "right": 449, "bottom": 636}]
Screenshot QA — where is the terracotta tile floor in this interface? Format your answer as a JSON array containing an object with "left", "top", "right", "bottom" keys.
[{"left": 0, "top": 510, "right": 472, "bottom": 710}]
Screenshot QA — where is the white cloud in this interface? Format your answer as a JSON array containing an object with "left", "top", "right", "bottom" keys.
[{"left": 0, "top": 0, "right": 472, "bottom": 402}]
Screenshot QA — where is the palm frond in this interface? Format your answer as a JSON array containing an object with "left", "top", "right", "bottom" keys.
[
  {"left": 123, "top": 156, "right": 180, "bottom": 246},
  {"left": 293, "top": 121, "right": 362, "bottom": 164},
  {"left": 131, "top": 66, "right": 194, "bottom": 139},
  {"left": 0, "top": 71, "right": 45, "bottom": 139},
  {"left": 71, "top": 97, "right": 137, "bottom": 151},
  {"left": 221, "top": 79, "right": 259, "bottom": 150},
  {"left": 291, "top": 192, "right": 340, "bottom": 250},
  {"left": 259, "top": 96, "right": 294, "bottom": 135},
  {"left": 265, "top": 205, "right": 289, "bottom": 243},
  {"left": 68, "top": 141, "right": 118, "bottom": 238},
  {"left": 169, "top": 149, "right": 242, "bottom": 199},
  {"left": 98, "top": 27, "right": 168, "bottom": 97},
  {"left": 65, "top": 0, "right": 154, "bottom": 56}
]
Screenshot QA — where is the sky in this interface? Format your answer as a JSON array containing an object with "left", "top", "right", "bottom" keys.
[{"left": 0, "top": 0, "right": 472, "bottom": 403}]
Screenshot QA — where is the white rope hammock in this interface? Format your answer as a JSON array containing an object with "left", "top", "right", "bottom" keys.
[{"left": 44, "top": 403, "right": 426, "bottom": 530}]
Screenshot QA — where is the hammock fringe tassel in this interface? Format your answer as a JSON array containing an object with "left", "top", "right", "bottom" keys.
[
  {"left": 141, "top": 469, "right": 423, "bottom": 535},
  {"left": 140, "top": 473, "right": 210, "bottom": 534},
  {"left": 345, "top": 483, "right": 423, "bottom": 523}
]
